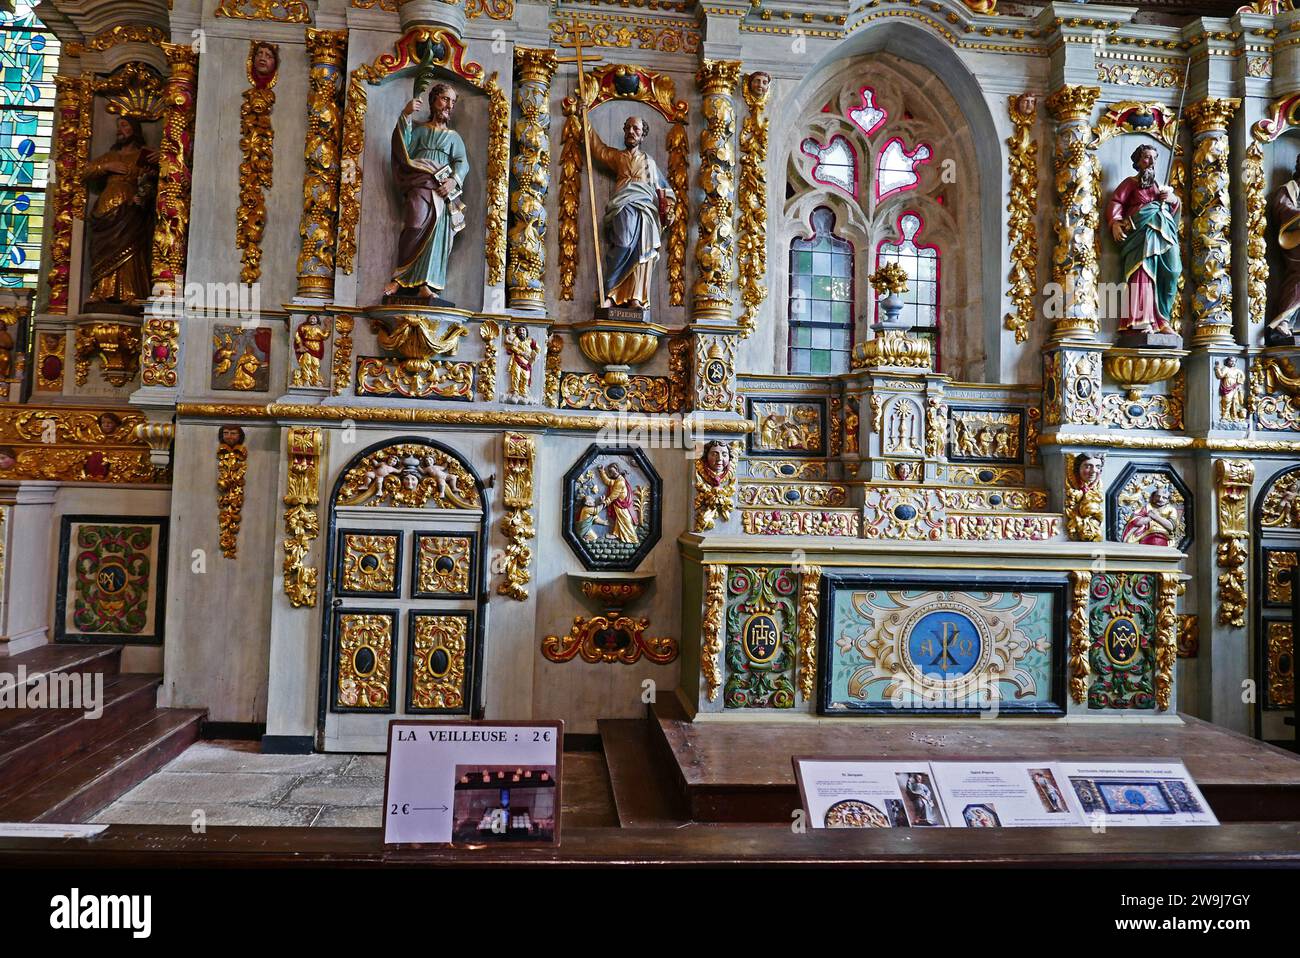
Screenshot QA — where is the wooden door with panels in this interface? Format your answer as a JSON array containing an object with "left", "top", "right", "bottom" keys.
[{"left": 319, "top": 438, "right": 488, "bottom": 753}]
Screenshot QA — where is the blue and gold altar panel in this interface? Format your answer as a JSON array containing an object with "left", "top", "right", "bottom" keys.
[
  {"left": 55, "top": 516, "right": 169, "bottom": 644},
  {"left": 820, "top": 576, "right": 1066, "bottom": 715},
  {"left": 1087, "top": 573, "right": 1156, "bottom": 710}
]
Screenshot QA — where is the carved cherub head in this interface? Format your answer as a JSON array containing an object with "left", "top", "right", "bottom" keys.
[
  {"left": 250, "top": 41, "right": 279, "bottom": 87},
  {"left": 747, "top": 72, "right": 771, "bottom": 101}
]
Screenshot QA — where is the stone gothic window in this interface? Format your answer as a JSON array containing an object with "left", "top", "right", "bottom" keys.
[
  {"left": 784, "top": 57, "right": 979, "bottom": 379},
  {"left": 877, "top": 212, "right": 940, "bottom": 360},
  {"left": 0, "top": 0, "right": 59, "bottom": 290},
  {"left": 788, "top": 207, "right": 855, "bottom": 375}
]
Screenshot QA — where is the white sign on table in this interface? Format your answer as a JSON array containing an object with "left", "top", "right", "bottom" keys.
[{"left": 382, "top": 720, "right": 563, "bottom": 846}]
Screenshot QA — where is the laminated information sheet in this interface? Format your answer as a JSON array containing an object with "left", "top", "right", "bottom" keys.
[{"left": 793, "top": 757, "right": 1217, "bottom": 828}]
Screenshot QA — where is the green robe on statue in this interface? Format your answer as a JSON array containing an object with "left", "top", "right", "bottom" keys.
[{"left": 391, "top": 114, "right": 469, "bottom": 294}]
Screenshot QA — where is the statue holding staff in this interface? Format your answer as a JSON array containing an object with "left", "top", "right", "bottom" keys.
[
  {"left": 1105, "top": 143, "right": 1182, "bottom": 340},
  {"left": 587, "top": 115, "right": 675, "bottom": 310}
]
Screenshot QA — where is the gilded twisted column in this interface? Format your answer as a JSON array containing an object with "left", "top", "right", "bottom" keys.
[
  {"left": 143, "top": 45, "right": 200, "bottom": 389},
  {"left": 1044, "top": 85, "right": 1100, "bottom": 341},
  {"left": 1185, "top": 98, "right": 1240, "bottom": 346},
  {"left": 507, "top": 48, "right": 557, "bottom": 312},
  {"left": 692, "top": 60, "right": 741, "bottom": 324},
  {"left": 296, "top": 29, "right": 348, "bottom": 299},
  {"left": 46, "top": 75, "right": 91, "bottom": 314}
]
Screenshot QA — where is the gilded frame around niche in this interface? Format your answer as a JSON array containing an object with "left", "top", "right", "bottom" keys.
[
  {"left": 334, "top": 528, "right": 403, "bottom": 598},
  {"left": 411, "top": 530, "right": 477, "bottom": 599}
]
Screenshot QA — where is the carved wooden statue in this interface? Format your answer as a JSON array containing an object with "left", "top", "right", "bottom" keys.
[
  {"left": 1267, "top": 154, "right": 1300, "bottom": 344},
  {"left": 387, "top": 83, "right": 469, "bottom": 303},
  {"left": 590, "top": 116, "right": 675, "bottom": 310},
  {"left": 81, "top": 116, "right": 158, "bottom": 310},
  {"left": 1105, "top": 144, "right": 1181, "bottom": 342}
]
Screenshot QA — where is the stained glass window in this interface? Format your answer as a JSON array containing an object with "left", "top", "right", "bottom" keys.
[
  {"left": 800, "top": 134, "right": 856, "bottom": 198},
  {"left": 876, "top": 212, "right": 940, "bottom": 362},
  {"left": 847, "top": 86, "right": 887, "bottom": 137},
  {"left": 877, "top": 136, "right": 931, "bottom": 200},
  {"left": 789, "top": 207, "right": 854, "bottom": 375},
  {"left": 0, "top": 1, "right": 59, "bottom": 290}
]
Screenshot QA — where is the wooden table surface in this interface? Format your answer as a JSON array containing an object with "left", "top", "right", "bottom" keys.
[{"left": 2, "top": 822, "right": 1300, "bottom": 867}]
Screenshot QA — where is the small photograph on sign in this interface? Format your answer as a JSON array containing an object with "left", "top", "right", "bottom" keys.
[
  {"left": 452, "top": 765, "right": 557, "bottom": 843},
  {"left": 383, "top": 720, "right": 563, "bottom": 847}
]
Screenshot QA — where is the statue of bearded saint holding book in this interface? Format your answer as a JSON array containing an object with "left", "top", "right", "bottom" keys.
[
  {"left": 1105, "top": 143, "right": 1182, "bottom": 339},
  {"left": 386, "top": 83, "right": 469, "bottom": 302}
]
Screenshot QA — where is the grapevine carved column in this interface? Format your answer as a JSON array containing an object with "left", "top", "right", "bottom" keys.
[
  {"left": 692, "top": 60, "right": 741, "bottom": 324},
  {"left": 507, "top": 47, "right": 557, "bottom": 313},
  {"left": 1185, "top": 98, "right": 1240, "bottom": 347},
  {"left": 142, "top": 43, "right": 199, "bottom": 391},
  {"left": 296, "top": 28, "right": 348, "bottom": 299},
  {"left": 1044, "top": 85, "right": 1100, "bottom": 342}
]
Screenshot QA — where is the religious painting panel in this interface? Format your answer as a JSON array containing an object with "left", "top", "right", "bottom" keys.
[
  {"left": 561, "top": 445, "right": 661, "bottom": 572},
  {"left": 1087, "top": 573, "right": 1157, "bottom": 711},
  {"left": 723, "top": 566, "right": 798, "bottom": 709},
  {"left": 747, "top": 397, "right": 826, "bottom": 457},
  {"left": 334, "top": 529, "right": 402, "bottom": 598},
  {"left": 1107, "top": 462, "right": 1192, "bottom": 552},
  {"left": 412, "top": 531, "right": 476, "bottom": 599},
  {"left": 406, "top": 611, "right": 471, "bottom": 713},
  {"left": 947, "top": 407, "right": 1024, "bottom": 465},
  {"left": 210, "top": 324, "right": 272, "bottom": 392},
  {"left": 55, "top": 515, "right": 169, "bottom": 644},
  {"left": 331, "top": 609, "right": 397, "bottom": 713},
  {"left": 819, "top": 575, "right": 1066, "bottom": 716}
]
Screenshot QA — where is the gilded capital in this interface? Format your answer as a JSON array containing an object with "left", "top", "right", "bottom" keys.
[
  {"left": 1045, "top": 85, "right": 1100, "bottom": 124},
  {"left": 1184, "top": 97, "right": 1241, "bottom": 135},
  {"left": 697, "top": 59, "right": 741, "bottom": 97},
  {"left": 514, "top": 47, "right": 558, "bottom": 85},
  {"left": 305, "top": 27, "right": 348, "bottom": 67}
]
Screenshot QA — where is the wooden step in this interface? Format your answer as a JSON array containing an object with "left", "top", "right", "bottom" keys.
[
  {"left": 0, "top": 673, "right": 161, "bottom": 788},
  {"left": 598, "top": 717, "right": 686, "bottom": 827},
  {"left": 0, "top": 708, "right": 203, "bottom": 824},
  {"left": 0, "top": 645, "right": 121, "bottom": 698}
]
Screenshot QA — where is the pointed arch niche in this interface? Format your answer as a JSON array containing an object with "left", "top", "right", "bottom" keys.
[{"left": 775, "top": 31, "right": 999, "bottom": 382}]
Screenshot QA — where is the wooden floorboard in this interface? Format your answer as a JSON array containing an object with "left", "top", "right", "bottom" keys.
[{"left": 1, "top": 822, "right": 1299, "bottom": 867}]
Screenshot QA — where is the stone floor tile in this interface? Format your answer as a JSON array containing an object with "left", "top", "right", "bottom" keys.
[
  {"left": 113, "top": 771, "right": 298, "bottom": 806},
  {"left": 283, "top": 782, "right": 384, "bottom": 807},
  {"left": 312, "top": 806, "right": 383, "bottom": 828}
]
